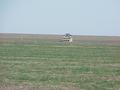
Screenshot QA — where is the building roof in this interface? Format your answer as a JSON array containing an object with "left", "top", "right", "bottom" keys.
[{"left": 64, "top": 33, "right": 72, "bottom": 37}]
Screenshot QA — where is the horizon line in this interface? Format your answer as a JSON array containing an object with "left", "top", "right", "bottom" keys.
[{"left": 0, "top": 32, "right": 120, "bottom": 37}]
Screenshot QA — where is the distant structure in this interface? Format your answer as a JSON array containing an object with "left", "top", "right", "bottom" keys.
[{"left": 62, "top": 33, "right": 73, "bottom": 43}]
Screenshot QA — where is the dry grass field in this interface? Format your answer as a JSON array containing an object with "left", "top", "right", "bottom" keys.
[
  {"left": 0, "top": 33, "right": 120, "bottom": 90},
  {"left": 0, "top": 33, "right": 120, "bottom": 45}
]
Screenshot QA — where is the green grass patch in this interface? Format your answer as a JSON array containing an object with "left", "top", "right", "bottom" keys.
[{"left": 0, "top": 41, "right": 120, "bottom": 89}]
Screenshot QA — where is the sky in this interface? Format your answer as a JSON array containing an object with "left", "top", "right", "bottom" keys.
[{"left": 1, "top": 0, "right": 120, "bottom": 36}]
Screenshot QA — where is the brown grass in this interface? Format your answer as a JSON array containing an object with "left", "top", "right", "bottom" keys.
[
  {"left": 0, "top": 85, "right": 79, "bottom": 90},
  {"left": 0, "top": 33, "right": 120, "bottom": 45}
]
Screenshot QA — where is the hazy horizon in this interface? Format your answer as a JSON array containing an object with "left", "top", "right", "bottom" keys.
[{"left": 1, "top": 0, "right": 120, "bottom": 36}]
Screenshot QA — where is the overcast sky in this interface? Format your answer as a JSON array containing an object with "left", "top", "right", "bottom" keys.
[{"left": 1, "top": 0, "right": 120, "bottom": 36}]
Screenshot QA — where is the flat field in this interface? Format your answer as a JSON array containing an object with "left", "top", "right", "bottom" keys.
[{"left": 0, "top": 33, "right": 120, "bottom": 90}]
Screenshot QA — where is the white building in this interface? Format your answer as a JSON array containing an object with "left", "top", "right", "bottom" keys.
[{"left": 63, "top": 33, "right": 73, "bottom": 43}]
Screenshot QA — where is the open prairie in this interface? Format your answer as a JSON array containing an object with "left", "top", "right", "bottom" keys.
[{"left": 0, "top": 33, "right": 120, "bottom": 90}]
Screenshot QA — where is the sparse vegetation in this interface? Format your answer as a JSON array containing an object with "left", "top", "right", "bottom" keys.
[{"left": 0, "top": 34, "right": 120, "bottom": 90}]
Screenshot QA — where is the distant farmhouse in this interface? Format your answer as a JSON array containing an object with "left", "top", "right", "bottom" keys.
[{"left": 62, "top": 33, "right": 73, "bottom": 43}]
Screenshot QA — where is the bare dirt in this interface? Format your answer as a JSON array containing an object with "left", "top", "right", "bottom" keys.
[{"left": 0, "top": 85, "right": 79, "bottom": 90}]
